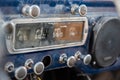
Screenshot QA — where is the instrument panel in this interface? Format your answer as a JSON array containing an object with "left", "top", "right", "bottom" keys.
[
  {"left": 6, "top": 17, "right": 88, "bottom": 54},
  {"left": 1, "top": 0, "right": 120, "bottom": 80}
]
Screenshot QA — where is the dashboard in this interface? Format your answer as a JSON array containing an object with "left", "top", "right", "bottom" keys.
[{"left": 0, "top": 0, "right": 120, "bottom": 80}]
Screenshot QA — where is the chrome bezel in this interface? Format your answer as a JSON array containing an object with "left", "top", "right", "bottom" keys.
[{"left": 6, "top": 17, "right": 88, "bottom": 54}]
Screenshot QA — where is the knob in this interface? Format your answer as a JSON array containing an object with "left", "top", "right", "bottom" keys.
[
  {"left": 25, "top": 59, "right": 34, "bottom": 69},
  {"left": 34, "top": 62, "right": 44, "bottom": 75},
  {"left": 5, "top": 62, "right": 14, "bottom": 73},
  {"left": 15, "top": 66, "right": 27, "bottom": 80},
  {"left": 78, "top": 4, "right": 87, "bottom": 16},
  {"left": 4, "top": 22, "right": 14, "bottom": 35},
  {"left": 71, "top": 4, "right": 87, "bottom": 16},
  {"left": 75, "top": 51, "right": 92, "bottom": 65},
  {"left": 22, "top": 5, "right": 40, "bottom": 18},
  {"left": 83, "top": 54, "right": 92, "bottom": 65},
  {"left": 67, "top": 56, "right": 76, "bottom": 68},
  {"left": 59, "top": 54, "right": 67, "bottom": 63}
]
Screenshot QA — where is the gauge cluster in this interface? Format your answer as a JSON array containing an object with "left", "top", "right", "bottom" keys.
[
  {"left": 1, "top": 0, "right": 120, "bottom": 80},
  {"left": 6, "top": 17, "right": 88, "bottom": 54}
]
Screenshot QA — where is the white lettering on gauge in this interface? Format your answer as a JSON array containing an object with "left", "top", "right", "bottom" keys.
[
  {"left": 53, "top": 28, "right": 63, "bottom": 38},
  {"left": 35, "top": 27, "right": 45, "bottom": 40},
  {"left": 17, "top": 30, "right": 29, "bottom": 41},
  {"left": 69, "top": 27, "right": 77, "bottom": 37}
]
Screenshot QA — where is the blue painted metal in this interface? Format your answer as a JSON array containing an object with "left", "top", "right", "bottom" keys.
[
  {"left": 0, "top": 0, "right": 115, "bottom": 15},
  {"left": 0, "top": 0, "right": 119, "bottom": 78},
  {"left": 0, "top": 0, "right": 115, "bottom": 7}
]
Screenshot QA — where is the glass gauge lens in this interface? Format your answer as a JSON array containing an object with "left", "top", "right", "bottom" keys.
[
  {"left": 54, "top": 22, "right": 84, "bottom": 42},
  {"left": 14, "top": 21, "right": 84, "bottom": 49}
]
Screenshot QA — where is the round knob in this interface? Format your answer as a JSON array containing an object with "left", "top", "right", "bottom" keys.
[
  {"left": 75, "top": 51, "right": 91, "bottom": 65},
  {"left": 25, "top": 59, "right": 34, "bottom": 69},
  {"left": 15, "top": 66, "right": 27, "bottom": 80},
  {"left": 78, "top": 4, "right": 87, "bottom": 16},
  {"left": 83, "top": 54, "right": 92, "bottom": 65},
  {"left": 59, "top": 54, "right": 67, "bottom": 63},
  {"left": 4, "top": 22, "right": 14, "bottom": 35},
  {"left": 71, "top": 4, "right": 87, "bottom": 16},
  {"left": 22, "top": 5, "right": 40, "bottom": 18},
  {"left": 34, "top": 62, "right": 44, "bottom": 75},
  {"left": 67, "top": 56, "right": 76, "bottom": 68},
  {"left": 5, "top": 62, "right": 14, "bottom": 73}
]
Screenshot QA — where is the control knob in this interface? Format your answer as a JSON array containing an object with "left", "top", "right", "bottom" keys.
[
  {"left": 67, "top": 56, "right": 76, "bottom": 68},
  {"left": 34, "top": 62, "right": 44, "bottom": 75},
  {"left": 71, "top": 4, "right": 87, "bottom": 16},
  {"left": 22, "top": 5, "right": 40, "bottom": 18},
  {"left": 59, "top": 54, "right": 76, "bottom": 68},
  {"left": 78, "top": 4, "right": 87, "bottom": 16},
  {"left": 75, "top": 51, "right": 92, "bottom": 65},
  {"left": 15, "top": 66, "right": 27, "bottom": 80},
  {"left": 4, "top": 22, "right": 14, "bottom": 35},
  {"left": 5, "top": 62, "right": 14, "bottom": 73}
]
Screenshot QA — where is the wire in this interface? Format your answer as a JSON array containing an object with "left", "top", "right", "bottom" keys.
[{"left": 37, "top": 77, "right": 42, "bottom": 80}]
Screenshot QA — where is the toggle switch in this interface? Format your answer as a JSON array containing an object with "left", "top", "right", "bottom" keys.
[
  {"left": 25, "top": 59, "right": 34, "bottom": 69},
  {"left": 75, "top": 51, "right": 92, "bottom": 65},
  {"left": 59, "top": 54, "right": 67, "bottom": 63},
  {"left": 71, "top": 4, "right": 79, "bottom": 15},
  {"left": 59, "top": 54, "right": 76, "bottom": 67}
]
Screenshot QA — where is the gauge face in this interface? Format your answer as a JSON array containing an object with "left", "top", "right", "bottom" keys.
[
  {"left": 5, "top": 17, "right": 88, "bottom": 53},
  {"left": 15, "top": 23, "right": 50, "bottom": 49},
  {"left": 14, "top": 21, "right": 84, "bottom": 49},
  {"left": 54, "top": 22, "right": 84, "bottom": 41}
]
